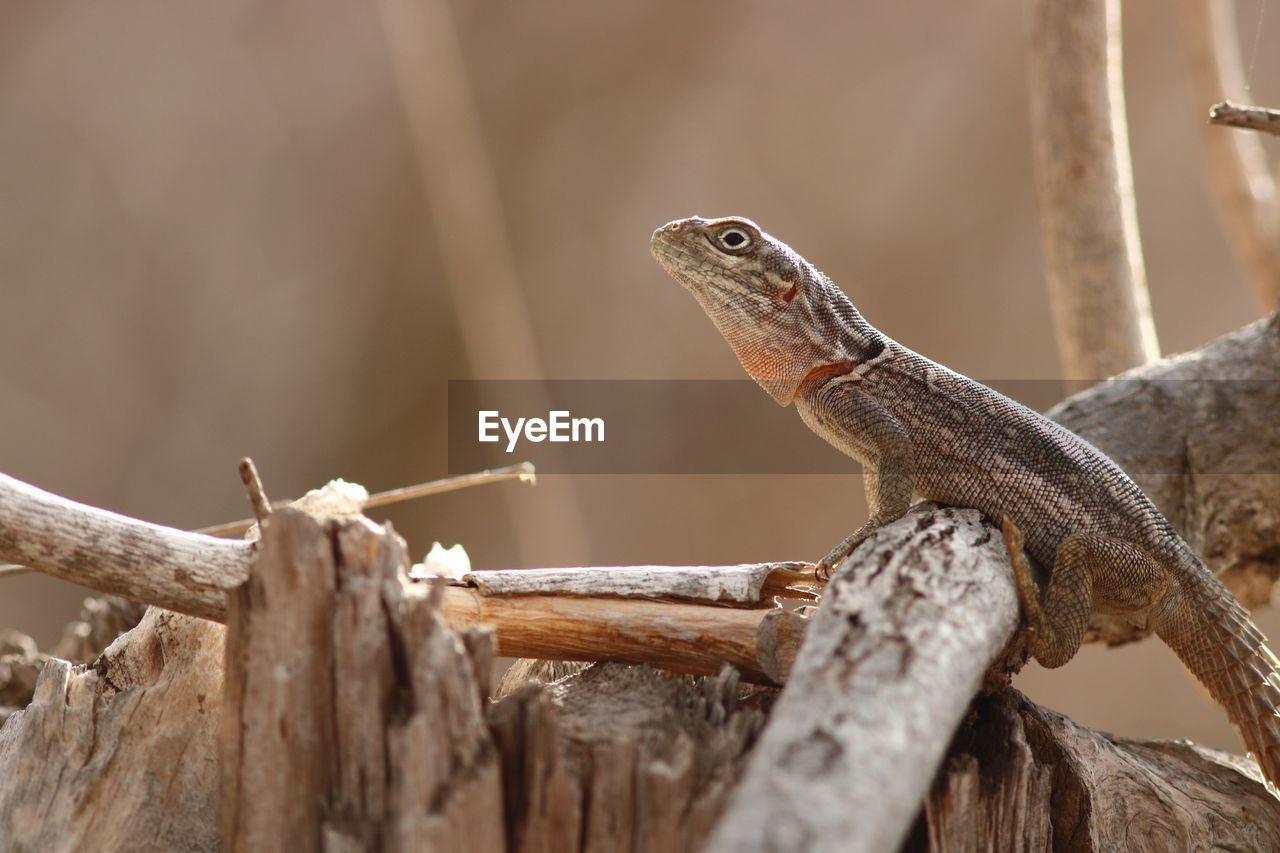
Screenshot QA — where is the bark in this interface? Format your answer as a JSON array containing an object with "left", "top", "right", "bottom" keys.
[
  {"left": 0, "top": 472, "right": 251, "bottom": 621},
  {"left": 920, "top": 689, "right": 1280, "bottom": 852},
  {"left": 0, "top": 609, "right": 225, "bottom": 851},
  {"left": 443, "top": 586, "right": 806, "bottom": 685},
  {"left": 458, "top": 562, "right": 815, "bottom": 604},
  {"left": 490, "top": 664, "right": 763, "bottom": 853}
]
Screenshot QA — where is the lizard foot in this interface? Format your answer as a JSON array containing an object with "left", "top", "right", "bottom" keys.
[{"left": 815, "top": 532, "right": 872, "bottom": 582}]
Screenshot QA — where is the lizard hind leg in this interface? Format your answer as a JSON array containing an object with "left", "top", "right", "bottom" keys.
[
  {"left": 999, "top": 516, "right": 1168, "bottom": 669},
  {"left": 999, "top": 515, "right": 1084, "bottom": 669}
]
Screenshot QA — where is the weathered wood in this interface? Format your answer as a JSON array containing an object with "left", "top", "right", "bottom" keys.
[
  {"left": 0, "top": 608, "right": 225, "bottom": 852},
  {"left": 220, "top": 508, "right": 342, "bottom": 849},
  {"left": 0, "top": 475, "right": 810, "bottom": 684},
  {"left": 1208, "top": 100, "right": 1280, "bottom": 137},
  {"left": 489, "top": 663, "right": 764, "bottom": 853},
  {"left": 706, "top": 505, "right": 1021, "bottom": 853},
  {"left": 462, "top": 562, "right": 815, "bottom": 605},
  {"left": 0, "top": 597, "right": 146, "bottom": 732},
  {"left": 220, "top": 508, "right": 507, "bottom": 852},
  {"left": 49, "top": 596, "right": 148, "bottom": 663},
  {"left": 442, "top": 585, "right": 807, "bottom": 685},
  {"left": 0, "top": 629, "right": 42, "bottom": 722},
  {"left": 223, "top": 508, "right": 765, "bottom": 851},
  {"left": 0, "top": 472, "right": 251, "bottom": 620},
  {"left": 921, "top": 688, "right": 1280, "bottom": 851}
]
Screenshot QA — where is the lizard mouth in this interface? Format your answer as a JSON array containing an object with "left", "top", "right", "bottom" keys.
[
  {"left": 651, "top": 236, "right": 756, "bottom": 309},
  {"left": 650, "top": 233, "right": 702, "bottom": 281}
]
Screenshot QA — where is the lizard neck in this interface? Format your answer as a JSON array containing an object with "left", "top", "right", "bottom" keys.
[
  {"left": 798, "top": 272, "right": 892, "bottom": 372},
  {"left": 816, "top": 280, "right": 889, "bottom": 364},
  {"left": 722, "top": 273, "right": 889, "bottom": 405}
]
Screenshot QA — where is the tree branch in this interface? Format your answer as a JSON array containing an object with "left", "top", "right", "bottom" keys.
[
  {"left": 706, "top": 505, "right": 1021, "bottom": 853},
  {"left": 0, "top": 473, "right": 251, "bottom": 620},
  {"left": 1209, "top": 100, "right": 1280, "bottom": 137}
]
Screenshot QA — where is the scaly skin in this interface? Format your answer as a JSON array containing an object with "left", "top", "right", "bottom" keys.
[{"left": 651, "top": 214, "right": 1280, "bottom": 788}]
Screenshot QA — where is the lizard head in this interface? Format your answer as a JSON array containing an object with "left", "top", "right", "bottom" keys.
[{"left": 651, "top": 215, "right": 854, "bottom": 405}]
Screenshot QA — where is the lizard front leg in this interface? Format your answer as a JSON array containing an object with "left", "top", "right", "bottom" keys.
[
  {"left": 797, "top": 378, "right": 916, "bottom": 579},
  {"left": 999, "top": 516, "right": 1169, "bottom": 667}
]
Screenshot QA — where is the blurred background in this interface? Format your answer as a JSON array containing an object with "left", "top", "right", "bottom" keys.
[{"left": 2, "top": 0, "right": 1277, "bottom": 753}]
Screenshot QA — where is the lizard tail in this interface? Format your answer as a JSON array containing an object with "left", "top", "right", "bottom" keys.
[{"left": 1157, "top": 576, "right": 1280, "bottom": 789}]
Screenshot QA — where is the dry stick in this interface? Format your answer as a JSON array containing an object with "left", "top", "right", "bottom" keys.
[
  {"left": 0, "top": 473, "right": 249, "bottom": 620},
  {"left": 1028, "top": 0, "right": 1160, "bottom": 381},
  {"left": 458, "top": 562, "right": 819, "bottom": 604},
  {"left": 238, "top": 457, "right": 272, "bottom": 527},
  {"left": 363, "top": 462, "right": 535, "bottom": 510},
  {"left": 439, "top": 586, "right": 806, "bottom": 685},
  {"left": 1210, "top": 101, "right": 1280, "bottom": 136},
  {"left": 0, "top": 472, "right": 808, "bottom": 682},
  {"left": 1180, "top": 0, "right": 1280, "bottom": 310},
  {"left": 197, "top": 463, "right": 536, "bottom": 538}
]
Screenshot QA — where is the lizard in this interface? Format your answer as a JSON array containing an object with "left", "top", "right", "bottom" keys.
[{"left": 650, "top": 213, "right": 1280, "bottom": 788}]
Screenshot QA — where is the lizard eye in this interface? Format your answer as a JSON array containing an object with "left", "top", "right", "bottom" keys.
[{"left": 713, "top": 226, "right": 754, "bottom": 254}]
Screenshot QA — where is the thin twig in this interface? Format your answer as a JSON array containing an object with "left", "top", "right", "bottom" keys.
[
  {"left": 365, "top": 462, "right": 536, "bottom": 509},
  {"left": 1210, "top": 100, "right": 1280, "bottom": 137},
  {"left": 239, "top": 457, "right": 272, "bottom": 526},
  {"left": 196, "top": 463, "right": 536, "bottom": 537}
]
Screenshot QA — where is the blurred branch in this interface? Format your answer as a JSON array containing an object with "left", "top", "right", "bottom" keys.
[
  {"left": 374, "top": 0, "right": 590, "bottom": 565},
  {"left": 1180, "top": 0, "right": 1280, "bottom": 310},
  {"left": 238, "top": 457, "right": 272, "bottom": 527},
  {"left": 1028, "top": 0, "right": 1160, "bottom": 381}
]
